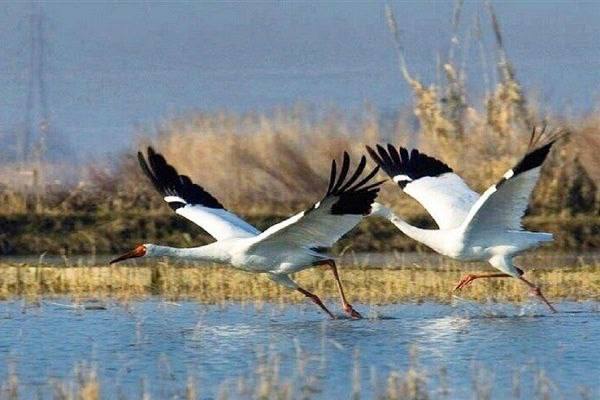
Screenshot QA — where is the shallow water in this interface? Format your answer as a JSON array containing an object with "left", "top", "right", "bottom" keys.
[{"left": 0, "top": 299, "right": 598, "bottom": 399}]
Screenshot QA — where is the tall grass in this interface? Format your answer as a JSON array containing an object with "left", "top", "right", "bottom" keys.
[
  {"left": 0, "top": 262, "right": 597, "bottom": 303},
  {"left": 1, "top": 108, "right": 598, "bottom": 218},
  {"left": 0, "top": 109, "right": 598, "bottom": 255}
]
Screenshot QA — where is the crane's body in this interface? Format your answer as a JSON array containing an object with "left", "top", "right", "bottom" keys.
[
  {"left": 374, "top": 204, "right": 552, "bottom": 275},
  {"left": 368, "top": 127, "right": 563, "bottom": 312},
  {"left": 141, "top": 238, "right": 330, "bottom": 274},
  {"left": 111, "top": 147, "right": 383, "bottom": 319}
]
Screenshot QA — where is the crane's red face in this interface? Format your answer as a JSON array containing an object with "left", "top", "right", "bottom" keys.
[{"left": 110, "top": 244, "right": 146, "bottom": 264}]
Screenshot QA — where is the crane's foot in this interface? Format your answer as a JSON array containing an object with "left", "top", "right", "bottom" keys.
[
  {"left": 343, "top": 304, "right": 362, "bottom": 319},
  {"left": 320, "top": 259, "right": 361, "bottom": 320},
  {"left": 530, "top": 286, "right": 557, "bottom": 313},
  {"left": 454, "top": 273, "right": 511, "bottom": 291},
  {"left": 519, "top": 276, "right": 557, "bottom": 313},
  {"left": 454, "top": 274, "right": 477, "bottom": 291}
]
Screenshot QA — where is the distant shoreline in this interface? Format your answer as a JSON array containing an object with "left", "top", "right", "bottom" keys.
[{"left": 1, "top": 213, "right": 599, "bottom": 256}]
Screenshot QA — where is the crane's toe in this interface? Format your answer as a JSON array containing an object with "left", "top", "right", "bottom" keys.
[
  {"left": 529, "top": 286, "right": 558, "bottom": 313},
  {"left": 454, "top": 274, "right": 477, "bottom": 291},
  {"left": 344, "top": 305, "right": 363, "bottom": 319}
]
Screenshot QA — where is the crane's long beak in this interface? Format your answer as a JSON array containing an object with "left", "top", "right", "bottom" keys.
[{"left": 110, "top": 245, "right": 146, "bottom": 264}]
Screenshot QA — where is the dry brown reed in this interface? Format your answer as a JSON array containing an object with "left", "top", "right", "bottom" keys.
[
  {"left": 2, "top": 105, "right": 598, "bottom": 223},
  {"left": 134, "top": 110, "right": 600, "bottom": 219},
  {"left": 385, "top": 2, "right": 533, "bottom": 140},
  {"left": 385, "top": 4, "right": 464, "bottom": 139},
  {"left": 0, "top": 262, "right": 597, "bottom": 304},
  {"left": 49, "top": 364, "right": 99, "bottom": 400},
  {"left": 1, "top": 107, "right": 599, "bottom": 257},
  {"left": 485, "top": 1, "right": 533, "bottom": 135}
]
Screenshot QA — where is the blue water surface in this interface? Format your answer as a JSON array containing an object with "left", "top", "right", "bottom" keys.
[{"left": 0, "top": 299, "right": 598, "bottom": 399}]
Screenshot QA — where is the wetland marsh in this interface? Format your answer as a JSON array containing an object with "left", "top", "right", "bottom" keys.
[
  {"left": 0, "top": 254, "right": 598, "bottom": 399},
  {"left": 1, "top": 2, "right": 599, "bottom": 399}
]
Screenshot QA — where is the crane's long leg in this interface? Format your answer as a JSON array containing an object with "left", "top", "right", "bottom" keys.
[
  {"left": 268, "top": 273, "right": 335, "bottom": 319},
  {"left": 314, "top": 260, "right": 362, "bottom": 319},
  {"left": 296, "top": 287, "right": 336, "bottom": 319},
  {"left": 454, "top": 273, "right": 511, "bottom": 291},
  {"left": 453, "top": 273, "right": 557, "bottom": 313},
  {"left": 519, "top": 276, "right": 557, "bottom": 313}
]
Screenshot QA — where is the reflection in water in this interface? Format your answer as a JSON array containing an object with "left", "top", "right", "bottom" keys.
[
  {"left": 420, "top": 315, "right": 472, "bottom": 341},
  {"left": 0, "top": 300, "right": 598, "bottom": 399},
  {"left": 416, "top": 315, "right": 472, "bottom": 361}
]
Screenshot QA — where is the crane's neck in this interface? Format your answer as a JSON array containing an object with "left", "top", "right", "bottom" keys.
[
  {"left": 146, "top": 244, "right": 229, "bottom": 264},
  {"left": 371, "top": 203, "right": 442, "bottom": 251}
]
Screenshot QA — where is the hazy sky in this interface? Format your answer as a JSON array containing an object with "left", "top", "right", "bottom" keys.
[{"left": 0, "top": 1, "right": 599, "bottom": 158}]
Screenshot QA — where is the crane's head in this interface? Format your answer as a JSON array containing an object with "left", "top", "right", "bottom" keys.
[{"left": 110, "top": 244, "right": 148, "bottom": 264}]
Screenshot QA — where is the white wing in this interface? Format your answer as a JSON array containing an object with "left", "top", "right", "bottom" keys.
[
  {"left": 249, "top": 152, "right": 382, "bottom": 252},
  {"left": 253, "top": 199, "right": 363, "bottom": 250},
  {"left": 461, "top": 140, "right": 557, "bottom": 240},
  {"left": 403, "top": 173, "right": 479, "bottom": 228},
  {"left": 367, "top": 144, "right": 479, "bottom": 229},
  {"left": 171, "top": 202, "right": 259, "bottom": 240},
  {"left": 139, "top": 148, "right": 260, "bottom": 241}
]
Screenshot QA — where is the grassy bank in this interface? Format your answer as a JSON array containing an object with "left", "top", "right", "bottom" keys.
[
  {"left": 1, "top": 212, "right": 599, "bottom": 256},
  {"left": 0, "top": 262, "right": 598, "bottom": 303}
]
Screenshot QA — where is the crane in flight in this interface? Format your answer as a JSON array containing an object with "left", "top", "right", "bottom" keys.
[
  {"left": 111, "top": 147, "right": 384, "bottom": 319},
  {"left": 367, "top": 127, "right": 564, "bottom": 312}
]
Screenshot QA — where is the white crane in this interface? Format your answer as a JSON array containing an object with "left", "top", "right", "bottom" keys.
[
  {"left": 367, "top": 128, "right": 563, "bottom": 312},
  {"left": 110, "top": 147, "right": 383, "bottom": 319}
]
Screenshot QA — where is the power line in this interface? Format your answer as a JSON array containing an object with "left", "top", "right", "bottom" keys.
[{"left": 23, "top": 3, "right": 49, "bottom": 164}]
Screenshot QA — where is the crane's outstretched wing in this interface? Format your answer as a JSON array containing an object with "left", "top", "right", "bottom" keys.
[
  {"left": 366, "top": 144, "right": 479, "bottom": 229},
  {"left": 250, "top": 152, "right": 383, "bottom": 252},
  {"left": 138, "top": 147, "right": 260, "bottom": 241},
  {"left": 461, "top": 128, "right": 561, "bottom": 239}
]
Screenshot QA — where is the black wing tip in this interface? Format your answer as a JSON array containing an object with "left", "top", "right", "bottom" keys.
[
  {"left": 527, "top": 124, "right": 569, "bottom": 147},
  {"left": 366, "top": 143, "right": 453, "bottom": 182},
  {"left": 323, "top": 152, "right": 384, "bottom": 216},
  {"left": 329, "top": 151, "right": 352, "bottom": 194},
  {"left": 137, "top": 151, "right": 148, "bottom": 169},
  {"left": 365, "top": 145, "right": 380, "bottom": 163},
  {"left": 145, "top": 146, "right": 159, "bottom": 163},
  {"left": 511, "top": 142, "right": 554, "bottom": 176},
  {"left": 511, "top": 126, "right": 566, "bottom": 177},
  {"left": 331, "top": 191, "right": 380, "bottom": 216},
  {"left": 327, "top": 152, "right": 374, "bottom": 195},
  {"left": 137, "top": 146, "right": 225, "bottom": 210},
  {"left": 495, "top": 125, "right": 567, "bottom": 188}
]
